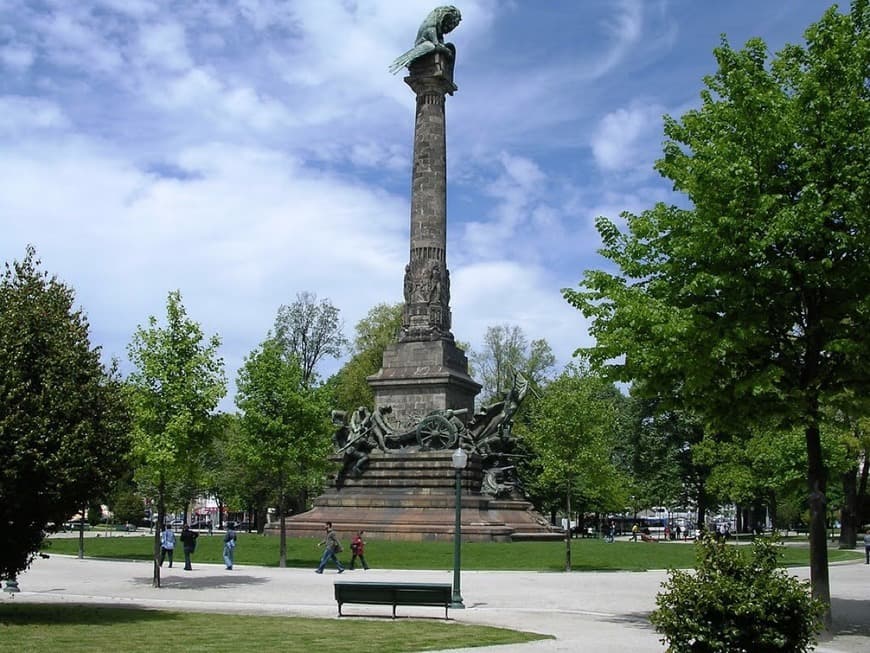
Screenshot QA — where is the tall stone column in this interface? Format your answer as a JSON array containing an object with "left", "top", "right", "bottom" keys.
[
  {"left": 401, "top": 53, "right": 453, "bottom": 341},
  {"left": 368, "top": 50, "right": 480, "bottom": 427}
]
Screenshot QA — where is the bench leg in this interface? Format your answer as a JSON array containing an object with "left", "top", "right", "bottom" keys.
[
  {"left": 392, "top": 603, "right": 397, "bottom": 619},
  {"left": 337, "top": 602, "right": 343, "bottom": 617}
]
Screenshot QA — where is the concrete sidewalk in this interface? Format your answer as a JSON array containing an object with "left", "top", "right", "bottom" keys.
[{"left": 6, "top": 555, "right": 870, "bottom": 652}]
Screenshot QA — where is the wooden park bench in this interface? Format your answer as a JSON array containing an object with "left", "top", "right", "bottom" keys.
[{"left": 334, "top": 581, "right": 453, "bottom": 619}]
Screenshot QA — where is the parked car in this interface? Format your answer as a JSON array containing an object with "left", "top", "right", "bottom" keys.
[{"left": 189, "top": 519, "right": 212, "bottom": 530}]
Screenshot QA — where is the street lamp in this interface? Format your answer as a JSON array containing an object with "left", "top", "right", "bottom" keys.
[{"left": 451, "top": 447, "right": 468, "bottom": 609}]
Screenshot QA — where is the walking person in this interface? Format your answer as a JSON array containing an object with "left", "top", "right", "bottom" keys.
[
  {"left": 631, "top": 523, "right": 639, "bottom": 542},
  {"left": 223, "top": 524, "right": 237, "bottom": 570},
  {"left": 315, "top": 521, "right": 345, "bottom": 574},
  {"left": 864, "top": 528, "right": 870, "bottom": 564},
  {"left": 180, "top": 524, "right": 198, "bottom": 571},
  {"left": 350, "top": 530, "right": 369, "bottom": 570},
  {"left": 159, "top": 523, "right": 175, "bottom": 567}
]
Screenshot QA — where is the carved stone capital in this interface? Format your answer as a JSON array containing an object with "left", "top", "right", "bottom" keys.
[{"left": 405, "top": 48, "right": 457, "bottom": 96}]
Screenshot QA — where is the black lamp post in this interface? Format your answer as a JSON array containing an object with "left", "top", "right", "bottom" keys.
[{"left": 451, "top": 447, "right": 468, "bottom": 609}]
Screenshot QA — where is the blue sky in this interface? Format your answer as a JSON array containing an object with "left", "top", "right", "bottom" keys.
[{"left": 0, "top": 0, "right": 836, "bottom": 409}]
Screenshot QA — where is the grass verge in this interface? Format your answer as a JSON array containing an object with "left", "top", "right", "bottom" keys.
[
  {"left": 0, "top": 604, "right": 548, "bottom": 653},
  {"left": 43, "top": 534, "right": 863, "bottom": 571}
]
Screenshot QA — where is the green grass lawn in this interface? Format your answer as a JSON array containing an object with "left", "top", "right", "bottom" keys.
[
  {"left": 0, "top": 604, "right": 548, "bottom": 653},
  {"left": 44, "top": 533, "right": 863, "bottom": 571}
]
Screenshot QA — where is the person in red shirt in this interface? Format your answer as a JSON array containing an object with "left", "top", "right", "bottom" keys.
[{"left": 350, "top": 530, "right": 370, "bottom": 570}]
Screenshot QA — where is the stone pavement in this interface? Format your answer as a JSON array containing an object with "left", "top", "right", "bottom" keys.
[{"left": 6, "top": 554, "right": 870, "bottom": 652}]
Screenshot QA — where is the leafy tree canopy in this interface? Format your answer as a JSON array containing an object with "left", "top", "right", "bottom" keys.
[
  {"left": 564, "top": 2, "right": 870, "bottom": 616},
  {"left": 328, "top": 302, "right": 402, "bottom": 412},
  {"left": 0, "top": 247, "right": 130, "bottom": 580},
  {"left": 235, "top": 337, "right": 332, "bottom": 566},
  {"left": 126, "top": 289, "right": 225, "bottom": 586},
  {"left": 273, "top": 291, "right": 347, "bottom": 387},
  {"left": 522, "top": 365, "right": 628, "bottom": 512},
  {"left": 469, "top": 324, "right": 555, "bottom": 404}
]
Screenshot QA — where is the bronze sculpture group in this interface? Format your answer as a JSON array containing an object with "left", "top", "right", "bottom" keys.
[{"left": 331, "top": 371, "right": 528, "bottom": 498}]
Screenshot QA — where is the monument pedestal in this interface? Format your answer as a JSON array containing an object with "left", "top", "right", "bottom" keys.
[
  {"left": 368, "top": 338, "right": 479, "bottom": 428},
  {"left": 279, "top": 451, "right": 558, "bottom": 542}
]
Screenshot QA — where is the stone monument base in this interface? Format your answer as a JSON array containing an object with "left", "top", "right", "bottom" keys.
[
  {"left": 273, "top": 451, "right": 560, "bottom": 543},
  {"left": 368, "top": 338, "right": 480, "bottom": 429}
]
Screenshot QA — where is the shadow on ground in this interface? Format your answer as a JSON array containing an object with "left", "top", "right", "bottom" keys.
[
  {"left": 601, "top": 611, "right": 655, "bottom": 630},
  {"left": 133, "top": 574, "right": 269, "bottom": 590},
  {"left": 0, "top": 602, "right": 182, "bottom": 625},
  {"left": 830, "top": 597, "right": 870, "bottom": 638}
]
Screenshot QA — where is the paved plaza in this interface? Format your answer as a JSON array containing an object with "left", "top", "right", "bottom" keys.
[{"left": 6, "top": 551, "right": 870, "bottom": 652}]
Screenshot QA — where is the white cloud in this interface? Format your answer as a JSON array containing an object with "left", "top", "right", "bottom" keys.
[
  {"left": 584, "top": 0, "right": 644, "bottom": 80},
  {"left": 0, "top": 96, "right": 70, "bottom": 133},
  {"left": 591, "top": 102, "right": 665, "bottom": 172},
  {"left": 459, "top": 152, "right": 549, "bottom": 260},
  {"left": 0, "top": 133, "right": 408, "bottom": 386},
  {"left": 452, "top": 260, "right": 592, "bottom": 369},
  {"left": 41, "top": 10, "right": 125, "bottom": 73},
  {"left": 93, "top": 0, "right": 160, "bottom": 18},
  {"left": 137, "top": 21, "right": 192, "bottom": 72}
]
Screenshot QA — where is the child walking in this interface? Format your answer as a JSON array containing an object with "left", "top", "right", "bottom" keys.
[{"left": 350, "top": 530, "right": 369, "bottom": 570}]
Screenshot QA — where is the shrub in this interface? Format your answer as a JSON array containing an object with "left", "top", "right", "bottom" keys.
[{"left": 650, "top": 534, "right": 824, "bottom": 652}]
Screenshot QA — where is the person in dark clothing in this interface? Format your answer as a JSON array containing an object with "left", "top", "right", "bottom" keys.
[{"left": 180, "top": 524, "right": 199, "bottom": 570}]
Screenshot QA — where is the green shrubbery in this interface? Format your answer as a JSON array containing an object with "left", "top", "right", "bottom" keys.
[{"left": 651, "top": 535, "right": 824, "bottom": 652}]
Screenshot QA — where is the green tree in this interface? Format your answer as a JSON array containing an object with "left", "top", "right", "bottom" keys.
[
  {"left": 273, "top": 291, "right": 347, "bottom": 388},
  {"left": 111, "top": 485, "right": 147, "bottom": 526},
  {"left": 469, "top": 324, "right": 555, "bottom": 404},
  {"left": 828, "top": 407, "right": 870, "bottom": 547},
  {"left": 235, "top": 337, "right": 332, "bottom": 566},
  {"left": 0, "top": 247, "right": 130, "bottom": 584},
  {"left": 621, "top": 392, "right": 712, "bottom": 525},
  {"left": 329, "top": 302, "right": 402, "bottom": 412},
  {"left": 522, "top": 365, "right": 627, "bottom": 570},
  {"left": 127, "top": 290, "right": 225, "bottom": 587},
  {"left": 565, "top": 3, "right": 870, "bottom": 622}
]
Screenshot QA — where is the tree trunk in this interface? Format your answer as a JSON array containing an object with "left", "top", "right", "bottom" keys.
[
  {"left": 153, "top": 484, "right": 165, "bottom": 589},
  {"left": 839, "top": 466, "right": 858, "bottom": 549},
  {"left": 77, "top": 502, "right": 85, "bottom": 559},
  {"left": 564, "top": 488, "right": 572, "bottom": 572},
  {"left": 695, "top": 479, "right": 708, "bottom": 530},
  {"left": 858, "top": 451, "right": 869, "bottom": 526},
  {"left": 279, "top": 492, "right": 287, "bottom": 568},
  {"left": 806, "top": 420, "right": 831, "bottom": 630},
  {"left": 859, "top": 450, "right": 869, "bottom": 498},
  {"left": 768, "top": 490, "right": 778, "bottom": 532}
]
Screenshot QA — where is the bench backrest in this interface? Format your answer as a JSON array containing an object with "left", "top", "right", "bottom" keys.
[{"left": 335, "top": 582, "right": 451, "bottom": 605}]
